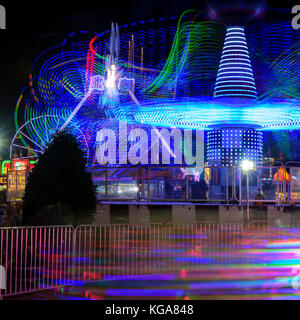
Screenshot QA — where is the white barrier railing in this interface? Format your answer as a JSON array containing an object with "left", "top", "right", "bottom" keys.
[
  {"left": 2, "top": 220, "right": 300, "bottom": 298},
  {"left": 0, "top": 264, "right": 5, "bottom": 300},
  {"left": 0, "top": 225, "right": 73, "bottom": 297},
  {"left": 72, "top": 223, "right": 162, "bottom": 282}
]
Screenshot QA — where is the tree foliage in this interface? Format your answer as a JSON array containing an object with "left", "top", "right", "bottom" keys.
[{"left": 22, "top": 132, "right": 96, "bottom": 225}]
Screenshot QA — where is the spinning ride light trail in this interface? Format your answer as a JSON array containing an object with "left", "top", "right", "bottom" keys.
[
  {"left": 10, "top": 115, "right": 90, "bottom": 160},
  {"left": 10, "top": 11, "right": 300, "bottom": 167},
  {"left": 57, "top": 23, "right": 177, "bottom": 161},
  {"left": 58, "top": 23, "right": 137, "bottom": 134}
]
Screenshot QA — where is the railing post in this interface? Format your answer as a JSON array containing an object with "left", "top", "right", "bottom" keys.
[
  {"left": 233, "top": 166, "right": 236, "bottom": 201},
  {"left": 186, "top": 173, "right": 189, "bottom": 200},
  {"left": 276, "top": 167, "right": 280, "bottom": 206},
  {"left": 226, "top": 167, "right": 229, "bottom": 202},
  {"left": 259, "top": 167, "right": 263, "bottom": 199},
  {"left": 289, "top": 167, "right": 292, "bottom": 205},
  {"left": 137, "top": 167, "right": 140, "bottom": 202},
  {"left": 72, "top": 226, "right": 76, "bottom": 286},
  {"left": 147, "top": 167, "right": 150, "bottom": 202},
  {"left": 239, "top": 168, "right": 242, "bottom": 207},
  {"left": 283, "top": 166, "right": 286, "bottom": 204},
  {"left": 105, "top": 168, "right": 108, "bottom": 200},
  {"left": 141, "top": 167, "right": 145, "bottom": 201}
]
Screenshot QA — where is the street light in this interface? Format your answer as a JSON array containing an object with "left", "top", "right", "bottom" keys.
[
  {"left": 242, "top": 159, "right": 254, "bottom": 172},
  {"left": 241, "top": 160, "right": 254, "bottom": 222}
]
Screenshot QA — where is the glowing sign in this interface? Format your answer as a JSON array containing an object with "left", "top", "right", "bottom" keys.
[
  {"left": 274, "top": 167, "right": 290, "bottom": 183},
  {"left": 3, "top": 159, "right": 36, "bottom": 201},
  {"left": 0, "top": 176, "right": 7, "bottom": 185},
  {"left": 29, "top": 160, "right": 37, "bottom": 171},
  {"left": 11, "top": 159, "right": 29, "bottom": 171},
  {"left": 7, "top": 170, "right": 27, "bottom": 202},
  {"left": 0, "top": 160, "right": 36, "bottom": 175},
  {"left": 1, "top": 160, "right": 11, "bottom": 175}
]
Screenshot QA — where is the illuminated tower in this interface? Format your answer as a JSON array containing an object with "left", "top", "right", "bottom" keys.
[
  {"left": 213, "top": 26, "right": 257, "bottom": 99},
  {"left": 207, "top": 26, "right": 263, "bottom": 167}
]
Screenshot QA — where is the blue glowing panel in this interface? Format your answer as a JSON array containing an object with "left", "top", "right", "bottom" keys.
[
  {"left": 214, "top": 26, "right": 257, "bottom": 99},
  {"left": 207, "top": 128, "right": 262, "bottom": 166}
]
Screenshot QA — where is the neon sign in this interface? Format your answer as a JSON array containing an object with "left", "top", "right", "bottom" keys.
[
  {"left": 11, "top": 159, "right": 29, "bottom": 171},
  {"left": 1, "top": 160, "right": 11, "bottom": 175},
  {"left": 0, "top": 160, "right": 37, "bottom": 175}
]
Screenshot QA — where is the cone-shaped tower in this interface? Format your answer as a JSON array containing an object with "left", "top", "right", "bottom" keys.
[
  {"left": 214, "top": 26, "right": 257, "bottom": 99},
  {"left": 208, "top": 26, "right": 263, "bottom": 168}
]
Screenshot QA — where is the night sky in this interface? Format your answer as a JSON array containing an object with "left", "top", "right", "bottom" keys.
[{"left": 0, "top": 0, "right": 295, "bottom": 158}]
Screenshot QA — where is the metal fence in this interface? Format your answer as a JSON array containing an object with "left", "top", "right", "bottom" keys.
[
  {"left": 0, "top": 225, "right": 73, "bottom": 297},
  {"left": 2, "top": 221, "right": 300, "bottom": 298},
  {"left": 92, "top": 165, "right": 300, "bottom": 204},
  {"left": 72, "top": 223, "right": 162, "bottom": 282}
]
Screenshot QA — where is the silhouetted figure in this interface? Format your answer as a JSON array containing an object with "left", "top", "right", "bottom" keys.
[
  {"left": 191, "top": 178, "right": 208, "bottom": 200},
  {"left": 199, "top": 179, "right": 208, "bottom": 200},
  {"left": 165, "top": 178, "right": 173, "bottom": 199},
  {"left": 255, "top": 191, "right": 265, "bottom": 207}
]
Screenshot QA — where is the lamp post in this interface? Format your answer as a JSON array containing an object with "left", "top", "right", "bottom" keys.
[{"left": 241, "top": 160, "right": 254, "bottom": 222}]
